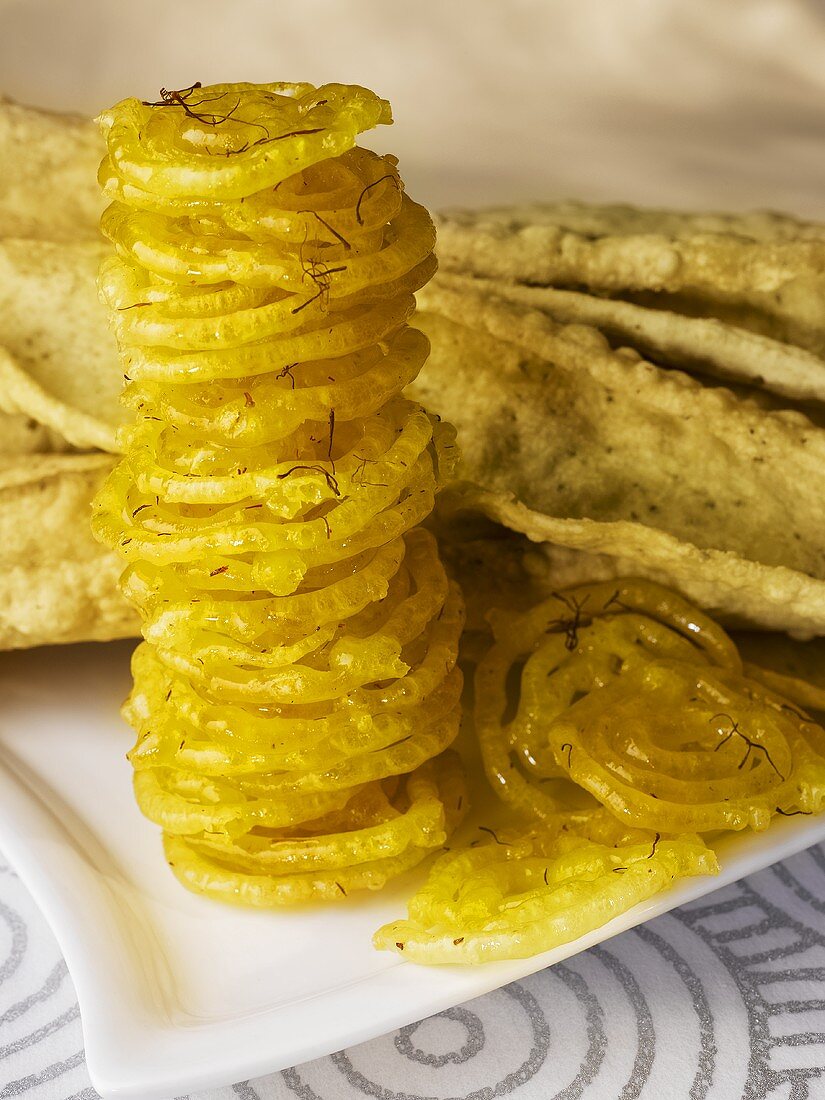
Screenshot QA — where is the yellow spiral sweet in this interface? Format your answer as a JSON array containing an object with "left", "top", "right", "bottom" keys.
[
  {"left": 375, "top": 578, "right": 825, "bottom": 963},
  {"left": 375, "top": 831, "right": 717, "bottom": 964},
  {"left": 92, "top": 81, "right": 466, "bottom": 905},
  {"left": 475, "top": 579, "right": 825, "bottom": 833}
]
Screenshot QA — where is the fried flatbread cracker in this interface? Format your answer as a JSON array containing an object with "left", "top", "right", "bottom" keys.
[
  {"left": 430, "top": 271, "right": 825, "bottom": 403},
  {"left": 434, "top": 201, "right": 825, "bottom": 355},
  {"left": 0, "top": 99, "right": 121, "bottom": 453},
  {"left": 0, "top": 411, "right": 68, "bottom": 453},
  {"left": 0, "top": 97, "right": 103, "bottom": 242},
  {"left": 0, "top": 453, "right": 138, "bottom": 649},
  {"left": 0, "top": 239, "right": 123, "bottom": 451},
  {"left": 413, "top": 289, "right": 825, "bottom": 635},
  {"left": 433, "top": 517, "right": 620, "bottom": 644},
  {"left": 735, "top": 631, "right": 825, "bottom": 714}
]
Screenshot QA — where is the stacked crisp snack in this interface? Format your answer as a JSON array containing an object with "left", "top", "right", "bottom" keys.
[
  {"left": 413, "top": 204, "right": 825, "bottom": 637},
  {"left": 0, "top": 99, "right": 135, "bottom": 649}
]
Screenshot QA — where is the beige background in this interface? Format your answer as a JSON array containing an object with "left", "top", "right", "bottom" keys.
[{"left": 1, "top": 0, "right": 825, "bottom": 216}]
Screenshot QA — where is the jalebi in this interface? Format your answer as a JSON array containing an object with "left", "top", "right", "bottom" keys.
[
  {"left": 92, "top": 81, "right": 466, "bottom": 905},
  {"left": 475, "top": 579, "right": 825, "bottom": 833},
  {"left": 374, "top": 829, "right": 717, "bottom": 963},
  {"left": 374, "top": 578, "right": 825, "bottom": 962}
]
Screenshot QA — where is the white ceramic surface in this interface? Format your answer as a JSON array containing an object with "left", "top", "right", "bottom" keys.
[{"left": 0, "top": 640, "right": 823, "bottom": 1099}]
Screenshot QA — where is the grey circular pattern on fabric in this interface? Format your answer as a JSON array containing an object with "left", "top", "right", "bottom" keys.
[
  {"left": 394, "top": 1006, "right": 485, "bottom": 1067},
  {"left": 285, "top": 979, "right": 556, "bottom": 1100},
  {"left": 588, "top": 945, "right": 656, "bottom": 1100},
  {"left": 4, "top": 844, "right": 825, "bottom": 1098},
  {"left": 0, "top": 897, "right": 27, "bottom": 987}
]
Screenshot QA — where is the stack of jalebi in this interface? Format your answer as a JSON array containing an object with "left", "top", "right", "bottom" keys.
[
  {"left": 92, "top": 81, "right": 466, "bottom": 905},
  {"left": 376, "top": 578, "right": 825, "bottom": 962}
]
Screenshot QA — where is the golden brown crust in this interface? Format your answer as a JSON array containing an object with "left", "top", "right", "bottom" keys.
[{"left": 0, "top": 453, "right": 138, "bottom": 649}]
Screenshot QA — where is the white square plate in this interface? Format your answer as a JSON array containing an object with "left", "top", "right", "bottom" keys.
[{"left": 1, "top": 640, "right": 824, "bottom": 1098}]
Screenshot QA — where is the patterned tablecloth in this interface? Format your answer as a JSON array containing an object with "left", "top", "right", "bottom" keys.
[{"left": 3, "top": 843, "right": 825, "bottom": 1100}]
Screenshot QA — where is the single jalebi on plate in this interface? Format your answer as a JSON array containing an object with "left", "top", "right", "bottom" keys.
[
  {"left": 375, "top": 578, "right": 825, "bottom": 963},
  {"left": 92, "top": 80, "right": 467, "bottom": 905},
  {"left": 374, "top": 829, "right": 716, "bottom": 964},
  {"left": 475, "top": 579, "right": 825, "bottom": 833}
]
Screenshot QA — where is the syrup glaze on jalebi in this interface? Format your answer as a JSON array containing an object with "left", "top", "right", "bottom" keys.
[
  {"left": 375, "top": 579, "right": 825, "bottom": 963},
  {"left": 374, "top": 830, "right": 716, "bottom": 963},
  {"left": 475, "top": 580, "right": 825, "bottom": 833},
  {"left": 93, "top": 81, "right": 466, "bottom": 905}
]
